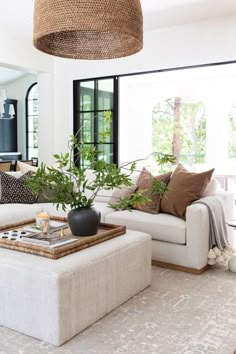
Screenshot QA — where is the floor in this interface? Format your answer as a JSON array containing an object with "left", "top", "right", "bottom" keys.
[
  {"left": 1, "top": 265, "right": 236, "bottom": 354},
  {"left": 1, "top": 203, "right": 236, "bottom": 354}
]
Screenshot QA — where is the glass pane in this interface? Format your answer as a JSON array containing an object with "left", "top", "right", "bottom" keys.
[
  {"left": 27, "top": 116, "right": 38, "bottom": 132},
  {"left": 98, "top": 79, "right": 113, "bottom": 92},
  {"left": 81, "top": 160, "right": 92, "bottom": 169},
  {"left": 80, "top": 81, "right": 94, "bottom": 111},
  {"left": 80, "top": 145, "right": 94, "bottom": 169},
  {"left": 27, "top": 83, "right": 39, "bottom": 160},
  {"left": 97, "top": 111, "right": 113, "bottom": 143},
  {"left": 80, "top": 81, "right": 94, "bottom": 90},
  {"left": 28, "top": 148, "right": 38, "bottom": 159},
  {"left": 28, "top": 132, "right": 38, "bottom": 148},
  {"left": 28, "top": 84, "right": 38, "bottom": 100},
  {"left": 80, "top": 92, "right": 93, "bottom": 111},
  {"left": 28, "top": 100, "right": 38, "bottom": 115},
  {"left": 80, "top": 113, "right": 94, "bottom": 143},
  {"left": 98, "top": 79, "right": 113, "bottom": 110},
  {"left": 80, "top": 144, "right": 113, "bottom": 167},
  {"left": 97, "top": 144, "right": 113, "bottom": 163}
]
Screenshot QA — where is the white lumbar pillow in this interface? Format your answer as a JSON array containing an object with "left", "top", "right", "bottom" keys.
[
  {"left": 17, "top": 161, "right": 38, "bottom": 173},
  {"left": 6, "top": 171, "right": 23, "bottom": 178}
]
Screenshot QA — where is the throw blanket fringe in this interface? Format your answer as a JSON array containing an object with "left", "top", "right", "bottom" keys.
[{"left": 193, "top": 196, "right": 233, "bottom": 265}]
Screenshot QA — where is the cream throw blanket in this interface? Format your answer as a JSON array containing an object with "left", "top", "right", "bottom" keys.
[{"left": 193, "top": 196, "right": 233, "bottom": 265}]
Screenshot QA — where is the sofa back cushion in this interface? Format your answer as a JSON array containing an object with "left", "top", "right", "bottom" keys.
[
  {"left": 16, "top": 161, "right": 38, "bottom": 173},
  {"left": 160, "top": 163, "right": 214, "bottom": 219},
  {"left": 94, "top": 189, "right": 114, "bottom": 203},
  {"left": 202, "top": 178, "right": 219, "bottom": 197},
  {"left": 85, "top": 169, "right": 139, "bottom": 203},
  {"left": 109, "top": 184, "right": 137, "bottom": 205}
]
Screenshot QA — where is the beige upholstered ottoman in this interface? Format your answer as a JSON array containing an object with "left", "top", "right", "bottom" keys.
[{"left": 0, "top": 230, "right": 151, "bottom": 346}]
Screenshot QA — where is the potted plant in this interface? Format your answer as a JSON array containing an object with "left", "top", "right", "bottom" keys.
[{"left": 26, "top": 114, "right": 175, "bottom": 236}]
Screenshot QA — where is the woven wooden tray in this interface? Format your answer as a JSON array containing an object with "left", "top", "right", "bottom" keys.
[{"left": 0, "top": 216, "right": 126, "bottom": 259}]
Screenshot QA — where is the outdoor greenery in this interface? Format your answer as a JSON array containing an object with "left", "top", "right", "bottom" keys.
[
  {"left": 228, "top": 103, "right": 236, "bottom": 158},
  {"left": 152, "top": 97, "right": 206, "bottom": 166},
  {"left": 152, "top": 96, "right": 236, "bottom": 166}
]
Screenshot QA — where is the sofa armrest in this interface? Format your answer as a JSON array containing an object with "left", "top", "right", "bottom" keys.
[
  {"left": 185, "top": 191, "right": 235, "bottom": 269},
  {"left": 185, "top": 203, "right": 210, "bottom": 269},
  {"left": 214, "top": 190, "right": 235, "bottom": 245}
]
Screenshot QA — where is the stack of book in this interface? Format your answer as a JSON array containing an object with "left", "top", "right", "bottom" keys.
[{"left": 22, "top": 221, "right": 77, "bottom": 247}]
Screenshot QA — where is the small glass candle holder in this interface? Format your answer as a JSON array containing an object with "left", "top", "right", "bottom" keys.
[
  {"left": 42, "top": 219, "right": 50, "bottom": 234},
  {"left": 36, "top": 211, "right": 50, "bottom": 231}
]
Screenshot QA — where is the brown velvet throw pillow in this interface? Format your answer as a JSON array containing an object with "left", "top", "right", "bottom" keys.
[
  {"left": 133, "top": 167, "right": 172, "bottom": 214},
  {"left": 160, "top": 163, "right": 214, "bottom": 219}
]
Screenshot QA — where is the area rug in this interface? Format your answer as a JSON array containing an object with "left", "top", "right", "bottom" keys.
[{"left": 1, "top": 265, "right": 236, "bottom": 354}]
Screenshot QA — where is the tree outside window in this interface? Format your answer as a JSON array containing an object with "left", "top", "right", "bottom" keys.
[
  {"left": 152, "top": 97, "right": 206, "bottom": 167},
  {"left": 228, "top": 104, "right": 236, "bottom": 159}
]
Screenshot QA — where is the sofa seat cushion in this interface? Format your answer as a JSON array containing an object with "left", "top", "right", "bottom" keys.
[
  {"left": 0, "top": 203, "right": 66, "bottom": 226},
  {"left": 48, "top": 202, "right": 114, "bottom": 222},
  {"left": 0, "top": 202, "right": 115, "bottom": 227},
  {"left": 92, "top": 202, "right": 116, "bottom": 221},
  {"left": 105, "top": 210, "right": 186, "bottom": 245}
]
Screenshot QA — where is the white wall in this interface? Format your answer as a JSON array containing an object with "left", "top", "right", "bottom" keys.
[
  {"left": 0, "top": 32, "right": 53, "bottom": 74},
  {"left": 38, "top": 73, "right": 55, "bottom": 165},
  {"left": 53, "top": 15, "right": 236, "bottom": 162},
  {"left": 119, "top": 80, "right": 153, "bottom": 163},
  {"left": 4, "top": 74, "right": 37, "bottom": 158},
  {"left": 0, "top": 33, "right": 54, "bottom": 164}
]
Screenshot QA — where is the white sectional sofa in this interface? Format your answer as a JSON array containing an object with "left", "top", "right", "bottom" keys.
[
  {"left": 105, "top": 190, "right": 234, "bottom": 273},
  {"left": 0, "top": 170, "right": 234, "bottom": 274}
]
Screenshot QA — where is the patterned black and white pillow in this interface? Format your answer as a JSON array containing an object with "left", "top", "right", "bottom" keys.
[{"left": 0, "top": 171, "right": 36, "bottom": 204}]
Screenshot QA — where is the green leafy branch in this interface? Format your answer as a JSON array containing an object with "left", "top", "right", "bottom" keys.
[
  {"left": 108, "top": 153, "right": 175, "bottom": 211},
  {"left": 26, "top": 111, "right": 175, "bottom": 212},
  {"left": 109, "top": 190, "right": 151, "bottom": 211}
]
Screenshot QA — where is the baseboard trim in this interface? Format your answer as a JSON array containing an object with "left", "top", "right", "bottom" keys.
[{"left": 152, "top": 260, "right": 209, "bottom": 275}]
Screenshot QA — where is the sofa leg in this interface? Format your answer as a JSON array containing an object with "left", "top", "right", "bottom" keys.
[{"left": 152, "top": 260, "right": 209, "bottom": 275}]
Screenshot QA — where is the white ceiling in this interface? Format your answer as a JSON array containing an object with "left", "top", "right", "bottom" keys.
[
  {"left": 0, "top": 67, "right": 26, "bottom": 85},
  {"left": 143, "top": 0, "right": 236, "bottom": 30},
  {"left": 1, "top": 0, "right": 236, "bottom": 41}
]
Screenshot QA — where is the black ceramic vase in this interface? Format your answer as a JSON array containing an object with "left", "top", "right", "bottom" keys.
[{"left": 68, "top": 207, "right": 101, "bottom": 236}]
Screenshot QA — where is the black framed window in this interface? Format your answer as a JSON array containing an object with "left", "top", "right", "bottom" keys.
[
  {"left": 26, "top": 83, "right": 39, "bottom": 159},
  {"left": 73, "top": 77, "right": 118, "bottom": 167}
]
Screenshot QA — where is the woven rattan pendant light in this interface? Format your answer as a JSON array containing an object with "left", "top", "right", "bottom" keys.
[{"left": 33, "top": 0, "right": 143, "bottom": 60}]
